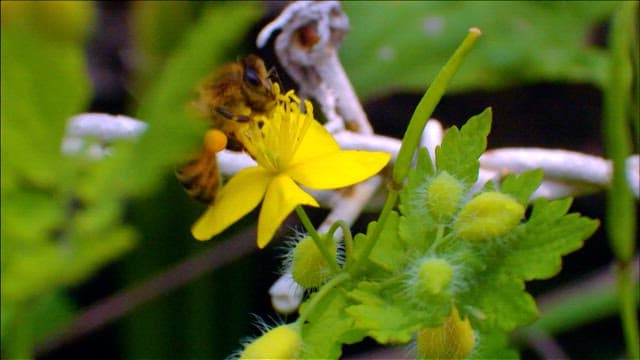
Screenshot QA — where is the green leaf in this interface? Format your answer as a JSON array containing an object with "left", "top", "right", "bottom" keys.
[
  {"left": 345, "top": 282, "right": 426, "bottom": 344},
  {"left": 436, "top": 107, "right": 491, "bottom": 185},
  {"left": 398, "top": 149, "right": 441, "bottom": 252},
  {"left": 1, "top": 291, "right": 74, "bottom": 359},
  {"left": 502, "top": 198, "right": 599, "bottom": 281},
  {"left": 369, "top": 211, "right": 407, "bottom": 272},
  {"left": 300, "top": 287, "right": 363, "bottom": 359},
  {"left": 500, "top": 169, "right": 544, "bottom": 205},
  {"left": 1, "top": 27, "right": 90, "bottom": 187},
  {"left": 130, "top": 2, "right": 202, "bottom": 89},
  {"left": 0, "top": 190, "right": 65, "bottom": 246},
  {"left": 341, "top": 1, "right": 616, "bottom": 98},
  {"left": 462, "top": 270, "right": 538, "bottom": 332},
  {"left": 469, "top": 329, "right": 519, "bottom": 359},
  {"left": 399, "top": 148, "right": 434, "bottom": 216}
]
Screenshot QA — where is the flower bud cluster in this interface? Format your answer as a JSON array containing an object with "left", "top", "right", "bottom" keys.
[
  {"left": 424, "top": 171, "right": 525, "bottom": 242},
  {"left": 401, "top": 169, "right": 526, "bottom": 355}
]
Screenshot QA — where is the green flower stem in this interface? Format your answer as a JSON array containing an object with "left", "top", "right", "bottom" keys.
[
  {"left": 326, "top": 220, "right": 354, "bottom": 261},
  {"left": 295, "top": 206, "right": 341, "bottom": 274},
  {"left": 350, "top": 29, "right": 481, "bottom": 276},
  {"left": 604, "top": 2, "right": 638, "bottom": 358},
  {"left": 7, "top": 307, "right": 34, "bottom": 359},
  {"left": 392, "top": 28, "right": 482, "bottom": 187},
  {"left": 295, "top": 272, "right": 351, "bottom": 326},
  {"left": 525, "top": 270, "right": 623, "bottom": 336},
  {"left": 604, "top": 0, "right": 636, "bottom": 263},
  {"left": 432, "top": 225, "right": 446, "bottom": 249},
  {"left": 617, "top": 262, "right": 640, "bottom": 358},
  {"left": 349, "top": 189, "right": 399, "bottom": 276}
]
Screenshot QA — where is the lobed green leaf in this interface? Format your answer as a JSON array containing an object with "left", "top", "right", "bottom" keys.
[{"left": 435, "top": 107, "right": 491, "bottom": 185}]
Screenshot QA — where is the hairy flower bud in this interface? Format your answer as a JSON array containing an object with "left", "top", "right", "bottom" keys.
[
  {"left": 416, "top": 258, "right": 454, "bottom": 296},
  {"left": 291, "top": 235, "right": 336, "bottom": 288},
  {"left": 454, "top": 192, "right": 525, "bottom": 241},
  {"left": 426, "top": 171, "right": 465, "bottom": 223},
  {"left": 416, "top": 307, "right": 475, "bottom": 359},
  {"left": 240, "top": 324, "right": 302, "bottom": 359}
]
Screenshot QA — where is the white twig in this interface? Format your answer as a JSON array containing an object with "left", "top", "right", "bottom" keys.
[
  {"left": 63, "top": 112, "right": 640, "bottom": 202},
  {"left": 257, "top": 0, "right": 373, "bottom": 134},
  {"left": 268, "top": 272, "right": 305, "bottom": 315},
  {"left": 480, "top": 149, "right": 640, "bottom": 199},
  {"left": 61, "top": 113, "right": 148, "bottom": 159},
  {"left": 422, "top": 120, "right": 444, "bottom": 166}
]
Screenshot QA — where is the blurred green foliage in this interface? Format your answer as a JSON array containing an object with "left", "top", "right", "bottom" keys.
[
  {"left": 0, "top": 5, "right": 134, "bottom": 357},
  {"left": 341, "top": 1, "right": 618, "bottom": 99},
  {"left": 1, "top": 1, "right": 261, "bottom": 358}
]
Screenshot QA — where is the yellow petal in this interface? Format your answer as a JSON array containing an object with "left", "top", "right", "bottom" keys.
[
  {"left": 257, "top": 175, "right": 319, "bottom": 248},
  {"left": 287, "top": 150, "right": 391, "bottom": 190},
  {"left": 192, "top": 167, "right": 271, "bottom": 241},
  {"left": 290, "top": 119, "right": 339, "bottom": 164}
]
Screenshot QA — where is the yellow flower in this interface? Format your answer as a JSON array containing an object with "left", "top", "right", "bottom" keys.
[{"left": 192, "top": 87, "right": 391, "bottom": 248}]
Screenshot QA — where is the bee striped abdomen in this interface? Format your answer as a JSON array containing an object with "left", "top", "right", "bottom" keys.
[{"left": 176, "top": 149, "right": 221, "bottom": 204}]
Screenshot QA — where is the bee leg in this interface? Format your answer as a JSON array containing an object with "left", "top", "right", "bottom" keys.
[
  {"left": 226, "top": 137, "right": 245, "bottom": 151},
  {"left": 215, "top": 107, "right": 250, "bottom": 123}
]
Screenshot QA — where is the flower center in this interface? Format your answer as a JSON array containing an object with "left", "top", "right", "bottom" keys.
[{"left": 241, "top": 84, "right": 314, "bottom": 173}]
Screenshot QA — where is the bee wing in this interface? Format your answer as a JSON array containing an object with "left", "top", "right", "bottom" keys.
[{"left": 176, "top": 148, "right": 221, "bottom": 204}]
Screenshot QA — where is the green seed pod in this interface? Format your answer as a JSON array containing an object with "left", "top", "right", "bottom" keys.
[
  {"left": 291, "top": 235, "right": 336, "bottom": 289},
  {"left": 426, "top": 171, "right": 465, "bottom": 223},
  {"left": 454, "top": 192, "right": 525, "bottom": 241},
  {"left": 416, "top": 258, "right": 454, "bottom": 296}
]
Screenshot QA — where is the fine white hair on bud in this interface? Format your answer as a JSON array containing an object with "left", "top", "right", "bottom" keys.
[{"left": 290, "top": 234, "right": 337, "bottom": 289}]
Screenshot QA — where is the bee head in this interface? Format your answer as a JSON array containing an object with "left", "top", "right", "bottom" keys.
[{"left": 241, "top": 55, "right": 276, "bottom": 111}]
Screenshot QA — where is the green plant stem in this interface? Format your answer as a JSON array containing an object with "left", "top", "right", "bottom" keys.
[
  {"left": 525, "top": 264, "right": 630, "bottom": 335},
  {"left": 295, "top": 206, "right": 341, "bottom": 274},
  {"left": 392, "top": 28, "right": 482, "bottom": 186},
  {"left": 603, "top": 2, "right": 639, "bottom": 358},
  {"left": 604, "top": 0, "right": 636, "bottom": 263},
  {"left": 349, "top": 190, "right": 398, "bottom": 276},
  {"left": 326, "top": 220, "right": 354, "bottom": 261},
  {"left": 617, "top": 261, "right": 640, "bottom": 358},
  {"left": 295, "top": 273, "right": 351, "bottom": 325},
  {"left": 432, "top": 225, "right": 446, "bottom": 249},
  {"left": 7, "top": 305, "right": 35, "bottom": 359},
  {"left": 349, "top": 29, "right": 481, "bottom": 276}
]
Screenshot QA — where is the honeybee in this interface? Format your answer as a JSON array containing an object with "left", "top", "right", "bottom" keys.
[
  {"left": 176, "top": 55, "right": 277, "bottom": 203},
  {"left": 192, "top": 54, "right": 277, "bottom": 150}
]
